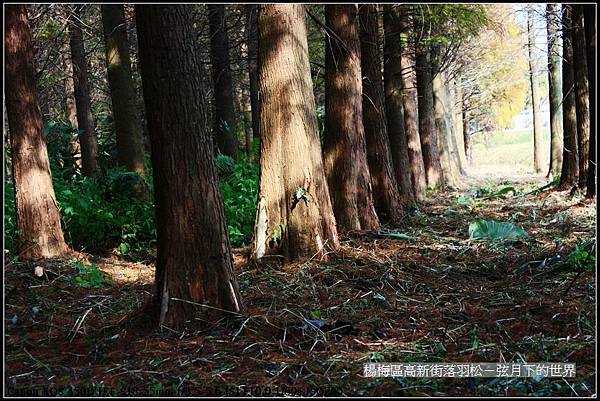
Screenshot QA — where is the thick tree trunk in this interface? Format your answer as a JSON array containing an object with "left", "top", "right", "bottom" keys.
[
  {"left": 324, "top": 5, "right": 380, "bottom": 231},
  {"left": 359, "top": 4, "right": 405, "bottom": 220},
  {"left": 382, "top": 5, "right": 416, "bottom": 205},
  {"left": 397, "top": 5, "right": 427, "bottom": 201},
  {"left": 527, "top": 5, "right": 544, "bottom": 174},
  {"left": 415, "top": 49, "right": 443, "bottom": 187},
  {"left": 101, "top": 4, "right": 146, "bottom": 175},
  {"left": 246, "top": 4, "right": 260, "bottom": 145},
  {"left": 433, "top": 70, "right": 463, "bottom": 188},
  {"left": 136, "top": 4, "right": 243, "bottom": 329},
  {"left": 572, "top": 5, "right": 590, "bottom": 189},
  {"left": 546, "top": 3, "right": 563, "bottom": 179},
  {"left": 559, "top": 5, "right": 579, "bottom": 189},
  {"left": 208, "top": 4, "right": 239, "bottom": 158},
  {"left": 584, "top": 5, "right": 596, "bottom": 197},
  {"left": 6, "top": 4, "right": 69, "bottom": 260},
  {"left": 68, "top": 5, "right": 98, "bottom": 177},
  {"left": 254, "top": 4, "right": 339, "bottom": 262}
]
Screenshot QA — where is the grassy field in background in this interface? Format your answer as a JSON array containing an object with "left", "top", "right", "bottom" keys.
[{"left": 470, "top": 128, "right": 551, "bottom": 181}]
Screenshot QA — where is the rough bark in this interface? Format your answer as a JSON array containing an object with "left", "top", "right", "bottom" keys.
[
  {"left": 546, "top": 3, "right": 563, "bottom": 179},
  {"left": 584, "top": 5, "right": 596, "bottom": 197},
  {"left": 397, "top": 5, "right": 427, "bottom": 201},
  {"left": 450, "top": 78, "right": 467, "bottom": 175},
  {"left": 60, "top": 27, "right": 81, "bottom": 176},
  {"left": 246, "top": 4, "right": 260, "bottom": 145},
  {"left": 572, "top": 5, "right": 590, "bottom": 189},
  {"left": 559, "top": 5, "right": 579, "bottom": 189},
  {"left": 68, "top": 5, "right": 98, "bottom": 177},
  {"left": 382, "top": 5, "right": 416, "bottom": 205},
  {"left": 359, "top": 4, "right": 405, "bottom": 220},
  {"left": 208, "top": 4, "right": 239, "bottom": 158},
  {"left": 136, "top": 4, "right": 243, "bottom": 329},
  {"left": 433, "top": 70, "right": 463, "bottom": 188},
  {"left": 415, "top": 48, "right": 443, "bottom": 187},
  {"left": 253, "top": 4, "right": 339, "bottom": 262},
  {"left": 324, "top": 5, "right": 380, "bottom": 231},
  {"left": 5, "top": 4, "right": 70, "bottom": 260},
  {"left": 462, "top": 109, "right": 472, "bottom": 164},
  {"left": 527, "top": 5, "right": 544, "bottom": 174},
  {"left": 101, "top": 4, "right": 146, "bottom": 175}
]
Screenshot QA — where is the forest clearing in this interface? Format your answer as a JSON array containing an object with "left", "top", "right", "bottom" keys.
[{"left": 4, "top": 3, "right": 596, "bottom": 398}]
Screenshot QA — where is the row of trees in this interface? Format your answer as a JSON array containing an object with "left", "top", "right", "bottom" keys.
[{"left": 5, "top": 4, "right": 596, "bottom": 327}]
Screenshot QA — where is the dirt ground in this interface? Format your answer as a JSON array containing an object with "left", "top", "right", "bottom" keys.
[{"left": 4, "top": 177, "right": 596, "bottom": 397}]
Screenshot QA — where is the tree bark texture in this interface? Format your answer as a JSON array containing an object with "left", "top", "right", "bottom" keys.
[
  {"left": 136, "top": 4, "right": 243, "bottom": 329},
  {"left": 68, "top": 5, "right": 98, "bottom": 177},
  {"left": 546, "top": 3, "right": 563, "bottom": 179},
  {"left": 359, "top": 4, "right": 405, "bottom": 219},
  {"left": 324, "top": 5, "right": 380, "bottom": 231},
  {"left": 559, "top": 5, "right": 579, "bottom": 189},
  {"left": 382, "top": 4, "right": 416, "bottom": 205},
  {"left": 5, "top": 4, "right": 70, "bottom": 260},
  {"left": 584, "top": 5, "right": 596, "bottom": 197},
  {"left": 101, "top": 4, "right": 146, "bottom": 175},
  {"left": 253, "top": 4, "right": 339, "bottom": 262},
  {"left": 572, "top": 5, "right": 590, "bottom": 189},
  {"left": 246, "top": 4, "right": 260, "bottom": 144},
  {"left": 527, "top": 5, "right": 544, "bottom": 174}
]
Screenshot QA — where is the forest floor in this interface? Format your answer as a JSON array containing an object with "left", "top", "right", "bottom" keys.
[{"left": 4, "top": 176, "right": 596, "bottom": 397}]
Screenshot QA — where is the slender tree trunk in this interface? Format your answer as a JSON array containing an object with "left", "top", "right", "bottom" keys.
[
  {"left": 324, "top": 5, "right": 380, "bottom": 231},
  {"left": 584, "top": 5, "right": 596, "bottom": 197},
  {"left": 101, "top": 4, "right": 146, "bottom": 175},
  {"left": 253, "top": 4, "right": 339, "bottom": 262},
  {"left": 382, "top": 5, "right": 416, "bottom": 205},
  {"left": 68, "top": 5, "right": 98, "bottom": 177},
  {"left": 559, "top": 5, "right": 579, "bottom": 189},
  {"left": 60, "top": 29, "right": 81, "bottom": 177},
  {"left": 246, "top": 4, "right": 260, "bottom": 145},
  {"left": 572, "top": 5, "right": 590, "bottom": 189},
  {"left": 415, "top": 48, "right": 443, "bottom": 187},
  {"left": 6, "top": 4, "right": 69, "bottom": 260},
  {"left": 397, "top": 5, "right": 427, "bottom": 201},
  {"left": 527, "top": 5, "right": 544, "bottom": 174},
  {"left": 463, "top": 109, "right": 472, "bottom": 164},
  {"left": 546, "top": 3, "right": 563, "bottom": 179},
  {"left": 208, "top": 4, "right": 238, "bottom": 158},
  {"left": 448, "top": 78, "right": 467, "bottom": 175},
  {"left": 359, "top": 4, "right": 405, "bottom": 220},
  {"left": 136, "top": 4, "right": 243, "bottom": 329}
]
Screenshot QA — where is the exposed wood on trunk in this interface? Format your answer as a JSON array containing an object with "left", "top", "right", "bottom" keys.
[{"left": 253, "top": 4, "right": 339, "bottom": 262}]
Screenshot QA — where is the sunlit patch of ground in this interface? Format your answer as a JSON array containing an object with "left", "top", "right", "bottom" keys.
[{"left": 4, "top": 178, "right": 596, "bottom": 397}]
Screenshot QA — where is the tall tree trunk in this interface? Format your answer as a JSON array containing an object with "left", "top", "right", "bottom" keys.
[
  {"left": 397, "top": 5, "right": 427, "bottom": 201},
  {"left": 462, "top": 109, "right": 473, "bottom": 164},
  {"left": 246, "top": 4, "right": 260, "bottom": 145},
  {"left": 449, "top": 78, "right": 467, "bottom": 175},
  {"left": 433, "top": 70, "right": 463, "bottom": 188},
  {"left": 208, "top": 4, "right": 238, "bottom": 158},
  {"left": 572, "top": 5, "right": 590, "bottom": 189},
  {"left": 546, "top": 3, "right": 563, "bottom": 179},
  {"left": 253, "top": 4, "right": 339, "bottom": 262},
  {"left": 415, "top": 48, "right": 443, "bottom": 187},
  {"left": 323, "top": 5, "right": 380, "bottom": 231},
  {"left": 382, "top": 5, "right": 416, "bottom": 205},
  {"left": 136, "top": 4, "right": 243, "bottom": 329},
  {"left": 101, "top": 4, "right": 146, "bottom": 175},
  {"left": 584, "top": 5, "right": 596, "bottom": 197},
  {"left": 527, "top": 5, "right": 544, "bottom": 174},
  {"left": 68, "top": 5, "right": 98, "bottom": 177},
  {"left": 6, "top": 4, "right": 69, "bottom": 260},
  {"left": 359, "top": 4, "right": 405, "bottom": 220},
  {"left": 60, "top": 27, "right": 81, "bottom": 177},
  {"left": 559, "top": 5, "right": 579, "bottom": 189}
]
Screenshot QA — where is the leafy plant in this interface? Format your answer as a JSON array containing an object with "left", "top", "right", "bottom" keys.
[
  {"left": 468, "top": 219, "right": 528, "bottom": 240},
  {"left": 72, "top": 262, "right": 109, "bottom": 288}
]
